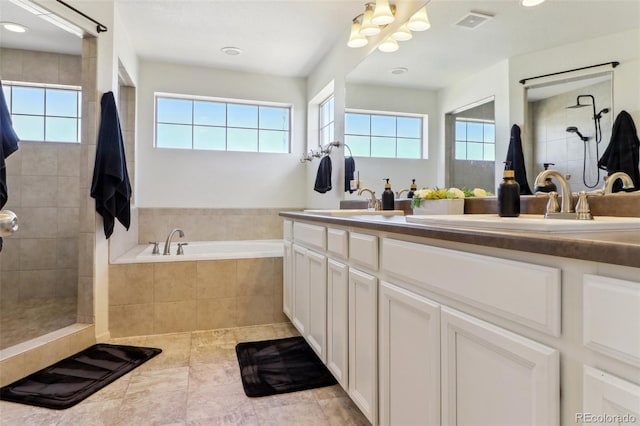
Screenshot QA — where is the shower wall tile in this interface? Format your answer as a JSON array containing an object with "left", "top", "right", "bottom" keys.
[
  {"left": 4, "top": 150, "right": 22, "bottom": 176},
  {"left": 20, "top": 239, "right": 57, "bottom": 270},
  {"left": 57, "top": 145, "right": 81, "bottom": 176},
  {"left": 21, "top": 176, "right": 58, "bottom": 207},
  {"left": 5, "top": 175, "right": 21, "bottom": 206},
  {"left": 58, "top": 208, "right": 80, "bottom": 237},
  {"left": 15, "top": 207, "right": 58, "bottom": 238},
  {"left": 22, "top": 51, "right": 63, "bottom": 84},
  {"left": 0, "top": 239, "right": 20, "bottom": 271},
  {"left": 58, "top": 55, "right": 82, "bottom": 85},
  {"left": 56, "top": 238, "right": 79, "bottom": 268},
  {"left": 57, "top": 176, "right": 80, "bottom": 207},
  {"left": 57, "top": 269, "right": 79, "bottom": 298},
  {"left": 19, "top": 270, "right": 59, "bottom": 298},
  {"left": 1, "top": 271, "right": 21, "bottom": 303},
  {"left": 78, "top": 232, "right": 95, "bottom": 279},
  {"left": 0, "top": 48, "right": 23, "bottom": 79},
  {"left": 77, "top": 276, "right": 94, "bottom": 322},
  {"left": 20, "top": 143, "right": 59, "bottom": 176}
]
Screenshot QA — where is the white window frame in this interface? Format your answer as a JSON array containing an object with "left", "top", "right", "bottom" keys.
[
  {"left": 454, "top": 117, "right": 495, "bottom": 161},
  {"left": 154, "top": 92, "right": 292, "bottom": 153},
  {"left": 2, "top": 80, "right": 82, "bottom": 144},
  {"left": 345, "top": 108, "right": 427, "bottom": 159},
  {"left": 319, "top": 95, "right": 335, "bottom": 146}
]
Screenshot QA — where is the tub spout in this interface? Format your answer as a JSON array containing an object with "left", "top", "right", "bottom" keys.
[{"left": 163, "top": 228, "right": 185, "bottom": 255}]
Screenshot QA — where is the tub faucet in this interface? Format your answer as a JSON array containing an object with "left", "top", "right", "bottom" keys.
[
  {"left": 358, "top": 188, "right": 381, "bottom": 210},
  {"left": 163, "top": 228, "right": 185, "bottom": 255},
  {"left": 534, "top": 169, "right": 574, "bottom": 216},
  {"left": 603, "top": 172, "right": 635, "bottom": 194}
]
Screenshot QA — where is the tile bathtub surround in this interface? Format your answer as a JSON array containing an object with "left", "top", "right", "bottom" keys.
[
  {"left": 0, "top": 324, "right": 369, "bottom": 425},
  {"left": 137, "top": 208, "right": 301, "bottom": 244},
  {"left": 108, "top": 258, "right": 285, "bottom": 337}
]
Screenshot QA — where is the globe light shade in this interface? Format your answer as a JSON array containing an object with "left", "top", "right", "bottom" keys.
[
  {"left": 378, "top": 36, "right": 399, "bottom": 53},
  {"left": 347, "top": 19, "right": 368, "bottom": 48},
  {"left": 371, "top": 0, "right": 395, "bottom": 26},
  {"left": 391, "top": 22, "right": 412, "bottom": 41},
  {"left": 360, "top": 3, "right": 381, "bottom": 36},
  {"left": 407, "top": 6, "right": 431, "bottom": 32}
]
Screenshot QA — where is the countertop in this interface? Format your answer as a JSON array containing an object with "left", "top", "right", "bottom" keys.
[{"left": 280, "top": 211, "right": 640, "bottom": 269}]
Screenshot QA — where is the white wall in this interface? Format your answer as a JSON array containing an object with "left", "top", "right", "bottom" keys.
[
  {"left": 344, "top": 83, "right": 439, "bottom": 195},
  {"left": 136, "top": 60, "right": 307, "bottom": 208},
  {"left": 438, "top": 60, "right": 510, "bottom": 191}
]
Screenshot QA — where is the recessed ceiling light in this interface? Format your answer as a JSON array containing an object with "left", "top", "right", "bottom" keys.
[
  {"left": 0, "top": 22, "right": 28, "bottom": 33},
  {"left": 391, "top": 67, "right": 408, "bottom": 75},
  {"left": 521, "top": 0, "right": 546, "bottom": 6},
  {"left": 221, "top": 46, "right": 242, "bottom": 56}
]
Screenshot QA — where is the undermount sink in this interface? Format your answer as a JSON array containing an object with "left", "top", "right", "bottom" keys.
[
  {"left": 304, "top": 209, "right": 405, "bottom": 217},
  {"left": 405, "top": 214, "right": 640, "bottom": 232}
]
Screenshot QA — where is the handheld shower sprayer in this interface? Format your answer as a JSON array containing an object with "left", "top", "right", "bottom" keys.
[{"left": 566, "top": 126, "right": 589, "bottom": 142}]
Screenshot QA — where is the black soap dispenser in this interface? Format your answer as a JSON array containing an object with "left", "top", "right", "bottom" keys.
[
  {"left": 533, "top": 163, "right": 557, "bottom": 193},
  {"left": 498, "top": 162, "right": 520, "bottom": 217},
  {"left": 382, "top": 178, "right": 395, "bottom": 210},
  {"left": 407, "top": 179, "right": 417, "bottom": 198}
]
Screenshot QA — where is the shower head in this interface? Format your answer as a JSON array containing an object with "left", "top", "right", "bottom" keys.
[
  {"left": 567, "top": 94, "right": 595, "bottom": 109},
  {"left": 566, "top": 126, "right": 589, "bottom": 142}
]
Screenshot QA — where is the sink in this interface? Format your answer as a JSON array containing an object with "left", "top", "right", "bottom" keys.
[
  {"left": 304, "top": 209, "right": 405, "bottom": 217},
  {"left": 405, "top": 214, "right": 640, "bottom": 232}
]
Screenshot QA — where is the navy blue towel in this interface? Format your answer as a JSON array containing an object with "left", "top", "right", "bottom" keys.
[
  {"left": 598, "top": 110, "right": 640, "bottom": 192},
  {"left": 314, "top": 156, "right": 332, "bottom": 193},
  {"left": 344, "top": 156, "right": 356, "bottom": 193},
  {"left": 506, "top": 124, "right": 532, "bottom": 195},
  {"left": 90, "top": 92, "right": 131, "bottom": 238},
  {"left": 0, "top": 81, "right": 20, "bottom": 253}
]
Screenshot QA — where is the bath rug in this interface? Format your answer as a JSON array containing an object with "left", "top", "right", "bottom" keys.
[
  {"left": 0, "top": 343, "right": 161, "bottom": 410},
  {"left": 236, "top": 336, "right": 337, "bottom": 397}
]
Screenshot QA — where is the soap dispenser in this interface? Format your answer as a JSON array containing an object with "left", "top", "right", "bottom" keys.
[
  {"left": 382, "top": 178, "right": 395, "bottom": 210},
  {"left": 498, "top": 162, "right": 520, "bottom": 217},
  {"left": 407, "top": 179, "right": 417, "bottom": 198},
  {"left": 533, "top": 163, "right": 558, "bottom": 193}
]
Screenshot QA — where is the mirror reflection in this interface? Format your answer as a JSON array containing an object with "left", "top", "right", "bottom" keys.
[{"left": 0, "top": 2, "right": 83, "bottom": 350}]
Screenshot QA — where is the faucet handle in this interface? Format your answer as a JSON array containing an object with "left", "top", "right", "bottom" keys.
[
  {"left": 545, "top": 192, "right": 560, "bottom": 215},
  {"left": 576, "top": 191, "right": 593, "bottom": 220},
  {"left": 177, "top": 242, "right": 189, "bottom": 255},
  {"left": 148, "top": 241, "right": 160, "bottom": 255}
]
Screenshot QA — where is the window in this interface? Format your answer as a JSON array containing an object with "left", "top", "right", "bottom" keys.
[
  {"left": 454, "top": 118, "right": 495, "bottom": 161},
  {"left": 155, "top": 94, "right": 291, "bottom": 153},
  {"left": 2, "top": 82, "right": 81, "bottom": 143},
  {"left": 319, "top": 96, "right": 334, "bottom": 146},
  {"left": 344, "top": 110, "right": 424, "bottom": 159}
]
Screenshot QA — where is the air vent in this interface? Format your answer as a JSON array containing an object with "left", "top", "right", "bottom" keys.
[{"left": 454, "top": 11, "right": 494, "bottom": 29}]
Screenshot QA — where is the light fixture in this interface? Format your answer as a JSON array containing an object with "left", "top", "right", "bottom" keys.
[
  {"left": 0, "top": 22, "right": 28, "bottom": 33},
  {"left": 378, "top": 36, "right": 399, "bottom": 53},
  {"left": 521, "top": 0, "right": 546, "bottom": 6},
  {"left": 221, "top": 46, "right": 242, "bottom": 56},
  {"left": 390, "top": 67, "right": 408, "bottom": 75},
  {"left": 391, "top": 22, "right": 412, "bottom": 41},
  {"left": 347, "top": 16, "right": 369, "bottom": 48},
  {"left": 407, "top": 6, "right": 431, "bottom": 32},
  {"left": 371, "top": 0, "right": 395, "bottom": 26},
  {"left": 359, "top": 3, "right": 380, "bottom": 37}
]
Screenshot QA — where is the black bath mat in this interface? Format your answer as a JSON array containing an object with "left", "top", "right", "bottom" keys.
[
  {"left": 236, "top": 336, "right": 337, "bottom": 397},
  {"left": 0, "top": 343, "right": 161, "bottom": 410}
]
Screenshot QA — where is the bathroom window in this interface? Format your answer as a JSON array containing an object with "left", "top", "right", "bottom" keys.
[
  {"left": 454, "top": 118, "right": 495, "bottom": 161},
  {"left": 345, "top": 110, "right": 424, "bottom": 159},
  {"left": 319, "top": 95, "right": 334, "bottom": 146},
  {"left": 2, "top": 81, "right": 82, "bottom": 143},
  {"left": 154, "top": 94, "right": 291, "bottom": 153}
]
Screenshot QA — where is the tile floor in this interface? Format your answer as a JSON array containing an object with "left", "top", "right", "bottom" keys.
[{"left": 0, "top": 322, "right": 370, "bottom": 426}]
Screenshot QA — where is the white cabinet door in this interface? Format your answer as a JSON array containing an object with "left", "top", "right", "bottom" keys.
[
  {"left": 441, "top": 306, "right": 559, "bottom": 426},
  {"left": 379, "top": 281, "right": 441, "bottom": 426},
  {"left": 327, "top": 259, "right": 349, "bottom": 388},
  {"left": 283, "top": 240, "right": 293, "bottom": 320},
  {"left": 583, "top": 366, "right": 640, "bottom": 424},
  {"left": 292, "top": 244, "right": 309, "bottom": 336},
  {"left": 348, "top": 268, "right": 378, "bottom": 424},
  {"left": 306, "top": 249, "right": 327, "bottom": 361}
]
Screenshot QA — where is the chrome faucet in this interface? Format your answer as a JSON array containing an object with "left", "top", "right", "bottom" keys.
[
  {"left": 534, "top": 170, "right": 574, "bottom": 216},
  {"left": 603, "top": 172, "right": 635, "bottom": 194},
  {"left": 163, "top": 228, "right": 185, "bottom": 255},
  {"left": 357, "top": 188, "right": 381, "bottom": 210}
]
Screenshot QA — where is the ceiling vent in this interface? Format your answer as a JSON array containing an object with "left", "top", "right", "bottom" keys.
[{"left": 454, "top": 11, "right": 494, "bottom": 29}]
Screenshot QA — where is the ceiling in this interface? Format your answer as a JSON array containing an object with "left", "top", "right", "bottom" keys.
[{"left": 1, "top": 0, "right": 638, "bottom": 90}]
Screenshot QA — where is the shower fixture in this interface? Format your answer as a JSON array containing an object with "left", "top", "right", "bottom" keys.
[{"left": 566, "top": 126, "right": 588, "bottom": 142}]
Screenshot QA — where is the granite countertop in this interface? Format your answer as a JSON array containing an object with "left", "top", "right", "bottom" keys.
[{"left": 280, "top": 211, "right": 640, "bottom": 269}]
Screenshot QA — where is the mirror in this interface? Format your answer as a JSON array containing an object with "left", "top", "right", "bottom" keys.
[
  {"left": 0, "top": 3, "right": 83, "bottom": 350},
  {"left": 525, "top": 73, "right": 613, "bottom": 193}
]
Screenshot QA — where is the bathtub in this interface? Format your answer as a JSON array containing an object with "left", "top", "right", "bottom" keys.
[{"left": 113, "top": 239, "right": 283, "bottom": 264}]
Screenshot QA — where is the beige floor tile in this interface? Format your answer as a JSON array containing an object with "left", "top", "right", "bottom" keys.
[
  {"left": 125, "top": 366, "right": 189, "bottom": 399},
  {"left": 115, "top": 389, "right": 188, "bottom": 426},
  {"left": 0, "top": 401, "right": 63, "bottom": 426},
  {"left": 312, "top": 384, "right": 349, "bottom": 401},
  {"left": 56, "top": 399, "right": 121, "bottom": 426},
  {"left": 317, "top": 397, "right": 370, "bottom": 426},
  {"left": 253, "top": 401, "right": 328, "bottom": 426},
  {"left": 85, "top": 373, "right": 132, "bottom": 403},
  {"left": 188, "top": 360, "right": 240, "bottom": 388},
  {"left": 249, "top": 389, "right": 317, "bottom": 411},
  {"left": 191, "top": 328, "right": 237, "bottom": 348},
  {"left": 190, "top": 345, "right": 237, "bottom": 366},
  {"left": 233, "top": 324, "right": 279, "bottom": 343},
  {"left": 187, "top": 382, "right": 255, "bottom": 424}
]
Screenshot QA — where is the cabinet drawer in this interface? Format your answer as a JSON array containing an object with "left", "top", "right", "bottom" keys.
[
  {"left": 283, "top": 219, "right": 293, "bottom": 241},
  {"left": 293, "top": 222, "right": 326, "bottom": 251},
  {"left": 381, "top": 238, "right": 561, "bottom": 336},
  {"left": 349, "top": 232, "right": 378, "bottom": 271},
  {"left": 327, "top": 228, "right": 348, "bottom": 259},
  {"left": 584, "top": 274, "right": 640, "bottom": 367}
]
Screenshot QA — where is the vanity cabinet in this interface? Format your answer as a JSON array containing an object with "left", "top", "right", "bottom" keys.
[
  {"left": 348, "top": 267, "right": 378, "bottom": 424},
  {"left": 326, "top": 259, "right": 349, "bottom": 388},
  {"left": 583, "top": 366, "right": 640, "bottom": 423},
  {"left": 283, "top": 240, "right": 293, "bottom": 320}
]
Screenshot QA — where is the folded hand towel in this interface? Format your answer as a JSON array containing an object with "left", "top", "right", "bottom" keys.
[
  {"left": 598, "top": 110, "right": 640, "bottom": 192},
  {"left": 344, "top": 156, "right": 356, "bottom": 193},
  {"left": 314, "top": 156, "right": 332, "bottom": 193},
  {"left": 90, "top": 92, "right": 132, "bottom": 238}
]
